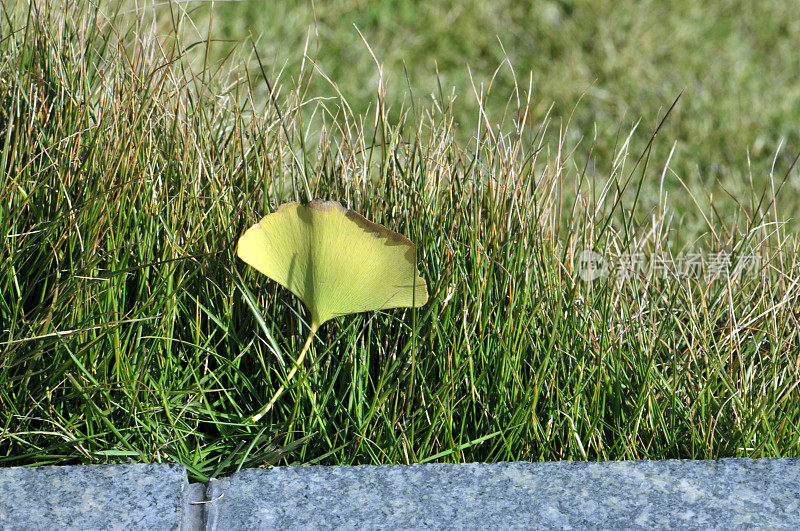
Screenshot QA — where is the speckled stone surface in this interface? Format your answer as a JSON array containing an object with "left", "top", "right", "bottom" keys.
[
  {"left": 0, "top": 463, "right": 188, "bottom": 530},
  {"left": 1, "top": 459, "right": 798, "bottom": 529},
  {"left": 206, "top": 458, "right": 800, "bottom": 530}
]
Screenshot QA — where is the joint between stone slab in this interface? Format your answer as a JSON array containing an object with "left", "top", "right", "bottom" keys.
[{"left": 183, "top": 479, "right": 214, "bottom": 530}]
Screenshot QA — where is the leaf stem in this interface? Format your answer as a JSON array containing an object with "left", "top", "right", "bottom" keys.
[{"left": 251, "top": 321, "right": 320, "bottom": 422}]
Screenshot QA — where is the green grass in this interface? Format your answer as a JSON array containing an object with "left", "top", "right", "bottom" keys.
[
  {"left": 1, "top": 1, "right": 799, "bottom": 482},
  {"left": 160, "top": 0, "right": 800, "bottom": 212}
]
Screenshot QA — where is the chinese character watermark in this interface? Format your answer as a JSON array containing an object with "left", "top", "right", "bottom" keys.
[{"left": 574, "top": 249, "right": 762, "bottom": 283}]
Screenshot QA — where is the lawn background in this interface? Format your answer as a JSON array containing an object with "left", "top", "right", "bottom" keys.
[{"left": 1, "top": 0, "right": 799, "bottom": 481}]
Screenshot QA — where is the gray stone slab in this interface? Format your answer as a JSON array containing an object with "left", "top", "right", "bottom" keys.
[
  {"left": 0, "top": 463, "right": 189, "bottom": 530},
  {"left": 206, "top": 458, "right": 800, "bottom": 530},
  {"left": 2, "top": 458, "right": 798, "bottom": 529}
]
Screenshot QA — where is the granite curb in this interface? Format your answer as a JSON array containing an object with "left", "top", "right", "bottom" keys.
[{"left": 1, "top": 458, "right": 798, "bottom": 529}]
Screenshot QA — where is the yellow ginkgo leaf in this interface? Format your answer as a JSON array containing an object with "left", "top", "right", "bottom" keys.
[
  {"left": 237, "top": 199, "right": 428, "bottom": 420},
  {"left": 238, "top": 199, "right": 428, "bottom": 327}
]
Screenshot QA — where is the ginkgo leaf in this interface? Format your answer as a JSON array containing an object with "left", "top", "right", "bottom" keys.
[
  {"left": 237, "top": 199, "right": 428, "bottom": 329},
  {"left": 237, "top": 199, "right": 428, "bottom": 421}
]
